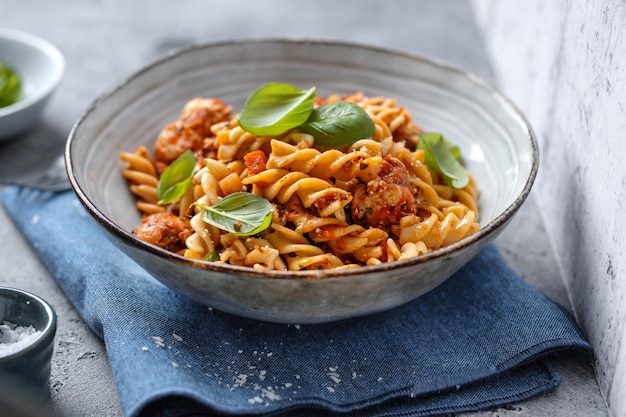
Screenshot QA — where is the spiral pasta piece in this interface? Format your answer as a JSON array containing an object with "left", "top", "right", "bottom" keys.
[
  {"left": 183, "top": 209, "right": 221, "bottom": 259},
  {"left": 267, "top": 139, "right": 382, "bottom": 183},
  {"left": 275, "top": 197, "right": 347, "bottom": 233},
  {"left": 216, "top": 124, "right": 269, "bottom": 162},
  {"left": 341, "top": 94, "right": 423, "bottom": 143},
  {"left": 394, "top": 212, "right": 479, "bottom": 250},
  {"left": 242, "top": 168, "right": 352, "bottom": 218},
  {"left": 119, "top": 146, "right": 163, "bottom": 214},
  {"left": 263, "top": 223, "right": 344, "bottom": 270}
]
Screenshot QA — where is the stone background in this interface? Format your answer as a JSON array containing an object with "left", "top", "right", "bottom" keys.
[{"left": 473, "top": 1, "right": 626, "bottom": 416}]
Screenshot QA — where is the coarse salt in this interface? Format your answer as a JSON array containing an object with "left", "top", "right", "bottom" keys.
[
  {"left": 328, "top": 373, "right": 341, "bottom": 384},
  {"left": 234, "top": 374, "right": 248, "bottom": 387},
  {"left": 152, "top": 336, "right": 165, "bottom": 348},
  {"left": 0, "top": 321, "right": 42, "bottom": 357},
  {"left": 262, "top": 387, "right": 280, "bottom": 401}
]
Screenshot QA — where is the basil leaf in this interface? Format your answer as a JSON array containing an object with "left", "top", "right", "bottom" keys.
[
  {"left": 445, "top": 139, "right": 462, "bottom": 160},
  {"left": 239, "top": 83, "right": 316, "bottom": 136},
  {"left": 418, "top": 132, "right": 469, "bottom": 189},
  {"left": 157, "top": 149, "right": 196, "bottom": 204},
  {"left": 0, "top": 63, "right": 22, "bottom": 108},
  {"left": 204, "top": 251, "right": 220, "bottom": 262},
  {"left": 299, "top": 101, "right": 375, "bottom": 148},
  {"left": 197, "top": 192, "right": 273, "bottom": 236}
]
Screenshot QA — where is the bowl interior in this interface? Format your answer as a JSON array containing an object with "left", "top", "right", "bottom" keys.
[
  {"left": 69, "top": 40, "right": 536, "bottom": 241},
  {"left": 0, "top": 29, "right": 65, "bottom": 116}
]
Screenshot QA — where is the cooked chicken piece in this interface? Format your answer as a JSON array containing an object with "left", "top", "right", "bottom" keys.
[
  {"left": 154, "top": 98, "right": 231, "bottom": 166},
  {"left": 134, "top": 212, "right": 192, "bottom": 253},
  {"left": 351, "top": 156, "right": 417, "bottom": 228}
]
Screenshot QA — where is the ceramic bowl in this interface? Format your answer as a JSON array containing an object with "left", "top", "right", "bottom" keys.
[
  {"left": 0, "top": 28, "right": 65, "bottom": 140},
  {"left": 66, "top": 39, "right": 538, "bottom": 324},
  {"left": 0, "top": 287, "right": 57, "bottom": 402}
]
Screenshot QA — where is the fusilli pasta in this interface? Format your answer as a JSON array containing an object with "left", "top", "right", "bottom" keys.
[{"left": 120, "top": 90, "right": 480, "bottom": 270}]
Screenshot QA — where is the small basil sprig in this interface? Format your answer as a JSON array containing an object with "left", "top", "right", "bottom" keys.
[
  {"left": 196, "top": 192, "right": 273, "bottom": 236},
  {"left": 239, "top": 83, "right": 375, "bottom": 148},
  {"left": 299, "top": 101, "right": 375, "bottom": 148},
  {"left": 418, "top": 132, "right": 469, "bottom": 189},
  {"left": 0, "top": 62, "right": 22, "bottom": 108},
  {"left": 239, "top": 83, "right": 316, "bottom": 136},
  {"left": 156, "top": 149, "right": 196, "bottom": 204}
]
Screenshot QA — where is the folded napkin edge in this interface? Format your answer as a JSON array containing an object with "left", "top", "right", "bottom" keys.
[
  {"left": 496, "top": 338, "right": 592, "bottom": 371},
  {"left": 127, "top": 360, "right": 562, "bottom": 417}
]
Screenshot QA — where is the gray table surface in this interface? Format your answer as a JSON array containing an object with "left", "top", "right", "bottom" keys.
[{"left": 0, "top": 1, "right": 609, "bottom": 416}]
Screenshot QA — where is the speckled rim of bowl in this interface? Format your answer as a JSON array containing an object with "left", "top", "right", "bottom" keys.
[
  {"left": 66, "top": 37, "right": 539, "bottom": 279},
  {"left": 0, "top": 286, "right": 57, "bottom": 361},
  {"left": 0, "top": 28, "right": 65, "bottom": 117}
]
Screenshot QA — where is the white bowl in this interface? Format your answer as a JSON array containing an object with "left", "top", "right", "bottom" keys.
[
  {"left": 0, "top": 28, "right": 65, "bottom": 140},
  {"left": 67, "top": 39, "right": 538, "bottom": 323}
]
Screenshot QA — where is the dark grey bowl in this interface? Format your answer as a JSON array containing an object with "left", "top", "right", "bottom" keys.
[{"left": 0, "top": 287, "right": 57, "bottom": 402}]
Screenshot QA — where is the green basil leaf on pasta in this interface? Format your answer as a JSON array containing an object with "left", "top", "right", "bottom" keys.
[
  {"left": 299, "top": 101, "right": 375, "bottom": 148},
  {"left": 239, "top": 83, "right": 316, "bottom": 136},
  {"left": 197, "top": 192, "right": 273, "bottom": 236},
  {"left": 157, "top": 149, "right": 196, "bottom": 204},
  {"left": 0, "top": 62, "right": 22, "bottom": 108},
  {"left": 445, "top": 139, "right": 462, "bottom": 160},
  {"left": 204, "top": 251, "right": 220, "bottom": 262},
  {"left": 418, "top": 132, "right": 469, "bottom": 189}
]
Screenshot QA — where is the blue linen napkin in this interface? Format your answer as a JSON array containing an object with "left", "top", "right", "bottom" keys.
[{"left": 2, "top": 187, "right": 591, "bottom": 417}]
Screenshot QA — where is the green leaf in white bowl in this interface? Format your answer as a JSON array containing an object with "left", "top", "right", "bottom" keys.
[
  {"left": 0, "top": 62, "right": 22, "bottom": 108},
  {"left": 418, "top": 132, "right": 469, "bottom": 189},
  {"left": 197, "top": 192, "right": 273, "bottom": 236},
  {"left": 239, "top": 83, "right": 316, "bottom": 136}
]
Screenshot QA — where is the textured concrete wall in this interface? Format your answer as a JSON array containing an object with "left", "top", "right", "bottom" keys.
[{"left": 471, "top": 1, "right": 626, "bottom": 415}]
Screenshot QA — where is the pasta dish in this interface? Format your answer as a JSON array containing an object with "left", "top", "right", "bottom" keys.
[{"left": 120, "top": 84, "right": 479, "bottom": 271}]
